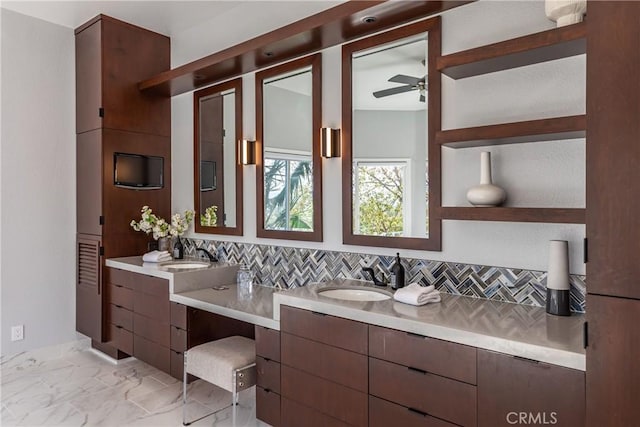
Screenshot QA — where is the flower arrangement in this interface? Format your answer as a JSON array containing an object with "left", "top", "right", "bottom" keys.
[
  {"left": 130, "top": 206, "right": 195, "bottom": 240},
  {"left": 200, "top": 205, "right": 218, "bottom": 227}
]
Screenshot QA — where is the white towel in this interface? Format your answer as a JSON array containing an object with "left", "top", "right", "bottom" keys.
[
  {"left": 393, "top": 283, "right": 441, "bottom": 306},
  {"left": 142, "top": 250, "right": 172, "bottom": 263}
]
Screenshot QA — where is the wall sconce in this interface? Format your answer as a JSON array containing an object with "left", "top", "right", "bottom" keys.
[
  {"left": 240, "top": 139, "right": 256, "bottom": 165},
  {"left": 320, "top": 128, "right": 341, "bottom": 158}
]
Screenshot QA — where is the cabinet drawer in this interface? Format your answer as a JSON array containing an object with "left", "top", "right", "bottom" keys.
[
  {"left": 257, "top": 356, "right": 281, "bottom": 394},
  {"left": 107, "top": 284, "right": 133, "bottom": 310},
  {"left": 369, "top": 396, "right": 458, "bottom": 427},
  {"left": 282, "top": 397, "right": 350, "bottom": 427},
  {"left": 282, "top": 332, "right": 367, "bottom": 392},
  {"left": 280, "top": 306, "right": 367, "bottom": 354},
  {"left": 109, "top": 323, "right": 133, "bottom": 355},
  {"left": 281, "top": 365, "right": 367, "bottom": 427},
  {"left": 369, "top": 358, "right": 477, "bottom": 427},
  {"left": 134, "top": 334, "right": 170, "bottom": 373},
  {"left": 256, "top": 326, "right": 280, "bottom": 361},
  {"left": 257, "top": 387, "right": 281, "bottom": 427},
  {"left": 369, "top": 325, "right": 477, "bottom": 384},
  {"left": 133, "top": 312, "right": 170, "bottom": 347},
  {"left": 170, "top": 302, "right": 188, "bottom": 330},
  {"left": 170, "top": 326, "right": 188, "bottom": 352},
  {"left": 108, "top": 303, "right": 133, "bottom": 330},
  {"left": 132, "top": 274, "right": 169, "bottom": 297},
  {"left": 133, "top": 291, "right": 170, "bottom": 321},
  {"left": 170, "top": 349, "right": 184, "bottom": 380},
  {"left": 108, "top": 268, "right": 133, "bottom": 289}
]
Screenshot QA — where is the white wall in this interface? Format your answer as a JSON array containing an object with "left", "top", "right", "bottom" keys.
[
  {"left": 1, "top": 9, "right": 76, "bottom": 355},
  {"left": 172, "top": 0, "right": 586, "bottom": 275}
]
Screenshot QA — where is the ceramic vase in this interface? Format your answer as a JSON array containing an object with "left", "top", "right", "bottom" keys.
[
  {"left": 546, "top": 240, "right": 571, "bottom": 316},
  {"left": 466, "top": 152, "right": 507, "bottom": 207},
  {"left": 158, "top": 236, "right": 171, "bottom": 253},
  {"left": 545, "top": 0, "right": 587, "bottom": 27}
]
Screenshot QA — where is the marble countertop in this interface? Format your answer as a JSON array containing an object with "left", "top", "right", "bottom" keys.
[
  {"left": 106, "top": 256, "right": 586, "bottom": 371},
  {"left": 274, "top": 279, "right": 586, "bottom": 371}
]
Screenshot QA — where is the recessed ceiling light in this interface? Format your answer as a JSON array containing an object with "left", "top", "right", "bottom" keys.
[
  {"left": 264, "top": 51, "right": 274, "bottom": 57},
  {"left": 194, "top": 74, "right": 205, "bottom": 80},
  {"left": 361, "top": 16, "right": 377, "bottom": 24}
]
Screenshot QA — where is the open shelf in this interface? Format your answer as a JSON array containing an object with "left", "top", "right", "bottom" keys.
[
  {"left": 437, "top": 21, "right": 586, "bottom": 79},
  {"left": 437, "top": 207, "right": 586, "bottom": 224},
  {"left": 138, "top": 1, "right": 469, "bottom": 96},
  {"left": 436, "top": 115, "right": 586, "bottom": 148}
]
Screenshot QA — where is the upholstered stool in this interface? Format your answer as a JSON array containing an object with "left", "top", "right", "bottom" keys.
[{"left": 182, "top": 336, "right": 256, "bottom": 426}]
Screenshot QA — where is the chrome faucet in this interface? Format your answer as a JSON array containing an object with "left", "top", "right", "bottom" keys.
[
  {"left": 362, "top": 267, "right": 386, "bottom": 287},
  {"left": 196, "top": 247, "right": 218, "bottom": 262}
]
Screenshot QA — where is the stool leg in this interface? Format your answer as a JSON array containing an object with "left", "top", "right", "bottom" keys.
[
  {"left": 232, "top": 368, "right": 238, "bottom": 426},
  {"left": 183, "top": 352, "right": 189, "bottom": 426}
]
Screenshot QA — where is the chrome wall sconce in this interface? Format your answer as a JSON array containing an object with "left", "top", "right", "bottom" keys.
[
  {"left": 240, "top": 139, "right": 256, "bottom": 165},
  {"left": 320, "top": 127, "right": 341, "bottom": 158}
]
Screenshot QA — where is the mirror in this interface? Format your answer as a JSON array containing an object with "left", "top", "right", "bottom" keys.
[
  {"left": 194, "top": 78, "right": 243, "bottom": 235},
  {"left": 256, "top": 54, "right": 322, "bottom": 241},
  {"left": 342, "top": 18, "right": 441, "bottom": 251}
]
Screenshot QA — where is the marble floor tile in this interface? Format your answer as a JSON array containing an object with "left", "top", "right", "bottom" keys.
[
  {"left": 147, "top": 370, "right": 180, "bottom": 387},
  {"left": 9, "top": 402, "right": 88, "bottom": 427},
  {"left": 126, "top": 400, "right": 214, "bottom": 426},
  {"left": 2, "top": 404, "right": 17, "bottom": 426},
  {"left": 74, "top": 397, "right": 149, "bottom": 426}
]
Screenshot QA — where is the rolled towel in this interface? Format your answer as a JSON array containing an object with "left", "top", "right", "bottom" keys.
[
  {"left": 393, "top": 283, "right": 441, "bottom": 306},
  {"left": 142, "top": 250, "right": 172, "bottom": 263}
]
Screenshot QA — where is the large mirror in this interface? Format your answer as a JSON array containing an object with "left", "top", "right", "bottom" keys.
[
  {"left": 256, "top": 54, "right": 322, "bottom": 241},
  {"left": 194, "top": 78, "right": 243, "bottom": 235},
  {"left": 342, "top": 18, "right": 441, "bottom": 251}
]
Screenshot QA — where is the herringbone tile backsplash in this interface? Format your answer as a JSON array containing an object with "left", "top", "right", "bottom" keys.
[{"left": 183, "top": 239, "right": 586, "bottom": 313}]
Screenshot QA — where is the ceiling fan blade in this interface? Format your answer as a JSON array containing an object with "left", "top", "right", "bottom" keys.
[
  {"left": 388, "top": 74, "right": 421, "bottom": 85},
  {"left": 373, "top": 85, "right": 416, "bottom": 98}
]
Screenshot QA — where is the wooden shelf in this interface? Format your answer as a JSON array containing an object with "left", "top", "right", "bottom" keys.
[
  {"left": 139, "top": 1, "right": 470, "bottom": 97},
  {"left": 436, "top": 115, "right": 586, "bottom": 148},
  {"left": 437, "top": 21, "right": 586, "bottom": 79},
  {"left": 437, "top": 207, "right": 586, "bottom": 224}
]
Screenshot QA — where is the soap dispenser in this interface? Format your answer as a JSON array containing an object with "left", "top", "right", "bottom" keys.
[{"left": 390, "top": 253, "right": 405, "bottom": 290}]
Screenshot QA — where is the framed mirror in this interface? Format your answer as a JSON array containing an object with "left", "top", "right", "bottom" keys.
[
  {"left": 194, "top": 78, "right": 243, "bottom": 235},
  {"left": 256, "top": 54, "right": 322, "bottom": 241},
  {"left": 342, "top": 17, "right": 441, "bottom": 251}
]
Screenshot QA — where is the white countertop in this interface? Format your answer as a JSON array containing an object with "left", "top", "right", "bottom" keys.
[{"left": 106, "top": 257, "right": 586, "bottom": 371}]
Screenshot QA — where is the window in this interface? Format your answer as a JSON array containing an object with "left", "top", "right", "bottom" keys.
[
  {"left": 264, "top": 150, "right": 313, "bottom": 231},
  {"left": 353, "top": 160, "right": 411, "bottom": 237}
]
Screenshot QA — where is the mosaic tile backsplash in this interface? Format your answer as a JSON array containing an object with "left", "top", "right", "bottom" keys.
[{"left": 183, "top": 238, "right": 586, "bottom": 313}]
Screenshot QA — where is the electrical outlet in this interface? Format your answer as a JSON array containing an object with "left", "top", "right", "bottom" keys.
[{"left": 11, "top": 325, "right": 24, "bottom": 341}]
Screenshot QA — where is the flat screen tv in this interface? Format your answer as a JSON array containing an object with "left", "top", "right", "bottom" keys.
[
  {"left": 114, "top": 153, "right": 164, "bottom": 190},
  {"left": 200, "top": 161, "right": 217, "bottom": 191}
]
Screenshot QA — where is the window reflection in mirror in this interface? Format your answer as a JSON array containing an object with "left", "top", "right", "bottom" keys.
[
  {"left": 257, "top": 54, "right": 322, "bottom": 242},
  {"left": 194, "top": 78, "right": 243, "bottom": 236},
  {"left": 342, "top": 18, "right": 441, "bottom": 251}
]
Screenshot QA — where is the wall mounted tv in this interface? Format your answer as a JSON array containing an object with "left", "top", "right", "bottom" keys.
[
  {"left": 114, "top": 153, "right": 164, "bottom": 190},
  {"left": 200, "top": 160, "right": 217, "bottom": 191}
]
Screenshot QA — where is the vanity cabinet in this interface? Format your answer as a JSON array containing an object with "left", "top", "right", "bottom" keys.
[
  {"left": 256, "top": 326, "right": 282, "bottom": 427},
  {"left": 478, "top": 349, "right": 585, "bottom": 427},
  {"left": 368, "top": 325, "right": 477, "bottom": 427},
  {"left": 280, "top": 306, "right": 368, "bottom": 427}
]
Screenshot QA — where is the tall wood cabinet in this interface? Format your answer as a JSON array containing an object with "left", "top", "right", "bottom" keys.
[
  {"left": 75, "top": 15, "right": 171, "bottom": 356},
  {"left": 585, "top": 2, "right": 640, "bottom": 425}
]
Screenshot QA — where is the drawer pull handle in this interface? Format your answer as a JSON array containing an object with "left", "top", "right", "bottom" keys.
[
  {"left": 408, "top": 366, "right": 427, "bottom": 375},
  {"left": 264, "top": 388, "right": 272, "bottom": 393},
  {"left": 114, "top": 284, "right": 123, "bottom": 288},
  {"left": 406, "top": 331, "right": 425, "bottom": 339},
  {"left": 513, "top": 355, "right": 540, "bottom": 365},
  {"left": 115, "top": 325, "right": 123, "bottom": 329},
  {"left": 311, "top": 311, "right": 327, "bottom": 316},
  {"left": 408, "top": 407, "right": 428, "bottom": 417},
  {"left": 115, "top": 304, "right": 123, "bottom": 309}
]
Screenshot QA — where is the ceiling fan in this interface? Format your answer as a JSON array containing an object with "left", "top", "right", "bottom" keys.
[{"left": 373, "top": 74, "right": 427, "bottom": 102}]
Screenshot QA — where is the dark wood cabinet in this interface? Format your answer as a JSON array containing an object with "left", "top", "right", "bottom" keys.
[
  {"left": 76, "top": 235, "right": 103, "bottom": 342},
  {"left": 477, "top": 349, "right": 585, "bottom": 427},
  {"left": 586, "top": 295, "right": 640, "bottom": 427},
  {"left": 280, "top": 306, "right": 368, "bottom": 426},
  {"left": 75, "top": 15, "right": 170, "bottom": 136},
  {"left": 256, "top": 326, "right": 282, "bottom": 427},
  {"left": 74, "top": 14, "right": 171, "bottom": 351}
]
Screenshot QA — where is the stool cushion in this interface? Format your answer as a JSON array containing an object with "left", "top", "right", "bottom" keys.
[{"left": 186, "top": 336, "right": 255, "bottom": 392}]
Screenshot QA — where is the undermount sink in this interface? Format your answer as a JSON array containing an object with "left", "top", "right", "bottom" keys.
[
  {"left": 317, "top": 287, "right": 392, "bottom": 302},
  {"left": 160, "top": 262, "right": 210, "bottom": 270}
]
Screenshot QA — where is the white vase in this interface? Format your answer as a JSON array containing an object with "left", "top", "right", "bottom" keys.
[
  {"left": 466, "top": 152, "right": 506, "bottom": 207},
  {"left": 545, "top": 0, "right": 587, "bottom": 27}
]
